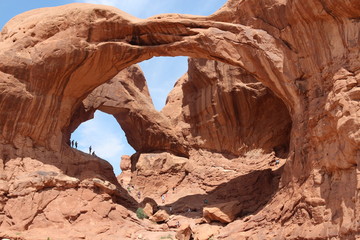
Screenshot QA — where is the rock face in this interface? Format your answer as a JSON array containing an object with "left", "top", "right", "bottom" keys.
[
  {"left": 0, "top": 145, "right": 142, "bottom": 240},
  {"left": 162, "top": 58, "right": 292, "bottom": 156},
  {"left": 0, "top": 0, "right": 359, "bottom": 239}
]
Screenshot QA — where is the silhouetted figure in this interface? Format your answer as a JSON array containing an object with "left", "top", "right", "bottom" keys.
[
  {"left": 71, "top": 140, "right": 74, "bottom": 147},
  {"left": 89, "top": 146, "right": 92, "bottom": 154},
  {"left": 75, "top": 141, "right": 78, "bottom": 149},
  {"left": 92, "top": 151, "right": 96, "bottom": 156}
]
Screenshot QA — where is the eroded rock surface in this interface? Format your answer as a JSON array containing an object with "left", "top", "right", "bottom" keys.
[
  {"left": 162, "top": 58, "right": 292, "bottom": 156},
  {"left": 0, "top": 0, "right": 359, "bottom": 239},
  {"left": 80, "top": 64, "right": 189, "bottom": 155},
  {"left": 83, "top": 57, "right": 292, "bottom": 157}
]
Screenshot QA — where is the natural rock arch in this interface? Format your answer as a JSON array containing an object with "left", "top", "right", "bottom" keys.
[
  {"left": 0, "top": 3, "right": 299, "bottom": 152},
  {"left": 1, "top": 1, "right": 358, "bottom": 175},
  {"left": 75, "top": 58, "right": 292, "bottom": 158},
  {"left": 0, "top": 1, "right": 360, "bottom": 239}
]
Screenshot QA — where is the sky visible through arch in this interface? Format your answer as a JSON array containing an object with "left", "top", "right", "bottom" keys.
[{"left": 0, "top": 0, "right": 227, "bottom": 175}]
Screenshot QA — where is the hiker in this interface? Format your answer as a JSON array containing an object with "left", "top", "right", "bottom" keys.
[
  {"left": 71, "top": 140, "right": 74, "bottom": 147},
  {"left": 89, "top": 146, "right": 92, "bottom": 154},
  {"left": 92, "top": 151, "right": 96, "bottom": 156},
  {"left": 275, "top": 159, "right": 280, "bottom": 165},
  {"left": 75, "top": 141, "right": 78, "bottom": 149},
  {"left": 137, "top": 191, "right": 141, "bottom": 199},
  {"left": 161, "top": 194, "right": 165, "bottom": 203}
]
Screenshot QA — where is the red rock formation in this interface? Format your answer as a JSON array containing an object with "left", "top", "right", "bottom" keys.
[
  {"left": 80, "top": 64, "right": 189, "bottom": 155},
  {"left": 163, "top": 58, "right": 292, "bottom": 156},
  {"left": 82, "top": 57, "right": 292, "bottom": 157},
  {"left": 0, "top": 2, "right": 297, "bottom": 153},
  {"left": 0, "top": 0, "right": 359, "bottom": 239}
]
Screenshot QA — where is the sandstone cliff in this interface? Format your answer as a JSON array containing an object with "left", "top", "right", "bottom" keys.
[
  {"left": 162, "top": 58, "right": 292, "bottom": 157},
  {"left": 0, "top": 0, "right": 359, "bottom": 239}
]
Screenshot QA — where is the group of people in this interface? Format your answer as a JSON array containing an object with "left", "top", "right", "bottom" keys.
[
  {"left": 70, "top": 140, "right": 78, "bottom": 148},
  {"left": 89, "top": 145, "right": 96, "bottom": 156},
  {"left": 70, "top": 140, "right": 96, "bottom": 157}
]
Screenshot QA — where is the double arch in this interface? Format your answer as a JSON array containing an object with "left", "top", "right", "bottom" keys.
[{"left": 0, "top": 3, "right": 302, "bottom": 169}]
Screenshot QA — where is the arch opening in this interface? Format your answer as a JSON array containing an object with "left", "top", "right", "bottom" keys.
[{"left": 71, "top": 110, "right": 135, "bottom": 175}]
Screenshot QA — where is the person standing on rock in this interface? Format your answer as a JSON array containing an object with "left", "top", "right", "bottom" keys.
[
  {"left": 161, "top": 194, "right": 165, "bottom": 203},
  {"left": 75, "top": 141, "right": 78, "bottom": 149},
  {"left": 92, "top": 151, "right": 96, "bottom": 157},
  {"left": 89, "top": 146, "right": 92, "bottom": 154},
  {"left": 71, "top": 140, "right": 74, "bottom": 147}
]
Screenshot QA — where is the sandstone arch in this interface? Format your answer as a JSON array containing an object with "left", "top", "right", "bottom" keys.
[
  {"left": 0, "top": 3, "right": 300, "bottom": 152},
  {"left": 68, "top": 58, "right": 292, "bottom": 159},
  {"left": 0, "top": 0, "right": 360, "bottom": 239},
  {"left": 0, "top": 0, "right": 358, "bottom": 171}
]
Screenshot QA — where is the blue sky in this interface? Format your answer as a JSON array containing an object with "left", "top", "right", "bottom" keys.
[{"left": 0, "top": 0, "right": 227, "bottom": 175}]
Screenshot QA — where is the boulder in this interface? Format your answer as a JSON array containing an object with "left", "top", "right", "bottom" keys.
[
  {"left": 120, "top": 155, "right": 131, "bottom": 171},
  {"left": 192, "top": 224, "right": 221, "bottom": 240},
  {"left": 135, "top": 152, "right": 191, "bottom": 176},
  {"left": 175, "top": 224, "right": 192, "bottom": 240},
  {"left": 203, "top": 201, "right": 241, "bottom": 223},
  {"left": 150, "top": 209, "right": 170, "bottom": 223}
]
